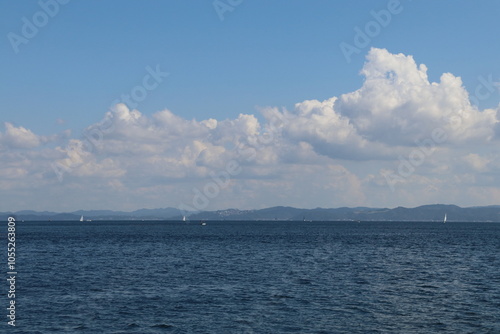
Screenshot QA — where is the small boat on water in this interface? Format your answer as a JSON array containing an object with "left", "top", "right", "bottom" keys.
[
  {"left": 80, "top": 215, "right": 84, "bottom": 222},
  {"left": 443, "top": 213, "right": 447, "bottom": 224},
  {"left": 200, "top": 220, "right": 207, "bottom": 226},
  {"left": 182, "top": 216, "right": 186, "bottom": 222}
]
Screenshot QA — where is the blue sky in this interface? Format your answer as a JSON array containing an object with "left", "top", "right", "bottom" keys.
[
  {"left": 1, "top": 0, "right": 500, "bottom": 211},
  {"left": 3, "top": 0, "right": 499, "bottom": 134}
]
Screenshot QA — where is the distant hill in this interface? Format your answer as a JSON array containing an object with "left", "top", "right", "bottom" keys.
[
  {"left": 188, "top": 204, "right": 500, "bottom": 222},
  {"left": 0, "top": 207, "right": 189, "bottom": 221},
  {"left": 1, "top": 204, "right": 500, "bottom": 222}
]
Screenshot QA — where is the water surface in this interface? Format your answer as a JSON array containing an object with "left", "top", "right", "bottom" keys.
[{"left": 6, "top": 221, "right": 500, "bottom": 333}]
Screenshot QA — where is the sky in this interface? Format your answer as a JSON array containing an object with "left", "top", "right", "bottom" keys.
[{"left": 1, "top": 0, "right": 500, "bottom": 212}]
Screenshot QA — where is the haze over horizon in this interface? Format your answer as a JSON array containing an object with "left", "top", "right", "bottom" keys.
[{"left": 1, "top": 1, "right": 500, "bottom": 212}]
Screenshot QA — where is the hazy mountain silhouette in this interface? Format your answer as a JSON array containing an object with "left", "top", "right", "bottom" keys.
[{"left": 2, "top": 204, "right": 500, "bottom": 221}]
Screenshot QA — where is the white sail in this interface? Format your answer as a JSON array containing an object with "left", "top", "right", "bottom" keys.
[
  {"left": 182, "top": 216, "right": 186, "bottom": 222},
  {"left": 80, "top": 215, "right": 84, "bottom": 222},
  {"left": 443, "top": 213, "right": 447, "bottom": 224}
]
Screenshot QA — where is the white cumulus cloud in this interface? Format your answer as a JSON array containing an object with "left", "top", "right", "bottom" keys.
[
  {"left": 336, "top": 48, "right": 498, "bottom": 145},
  {"left": 2, "top": 48, "right": 500, "bottom": 211}
]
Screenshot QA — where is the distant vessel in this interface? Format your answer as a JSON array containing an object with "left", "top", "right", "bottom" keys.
[
  {"left": 80, "top": 215, "right": 84, "bottom": 222},
  {"left": 443, "top": 213, "right": 447, "bottom": 224},
  {"left": 182, "top": 216, "right": 186, "bottom": 222},
  {"left": 201, "top": 220, "right": 207, "bottom": 226}
]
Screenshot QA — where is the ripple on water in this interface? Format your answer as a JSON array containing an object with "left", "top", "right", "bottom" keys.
[{"left": 12, "top": 221, "right": 500, "bottom": 333}]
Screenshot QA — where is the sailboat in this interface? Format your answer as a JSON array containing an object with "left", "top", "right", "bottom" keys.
[
  {"left": 182, "top": 216, "right": 186, "bottom": 222},
  {"left": 443, "top": 213, "right": 447, "bottom": 224},
  {"left": 80, "top": 215, "right": 84, "bottom": 222}
]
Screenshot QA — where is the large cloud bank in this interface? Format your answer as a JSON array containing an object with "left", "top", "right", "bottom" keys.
[{"left": 2, "top": 48, "right": 499, "bottom": 211}]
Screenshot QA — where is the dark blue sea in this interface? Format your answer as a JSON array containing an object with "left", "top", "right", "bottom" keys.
[{"left": 4, "top": 221, "right": 500, "bottom": 333}]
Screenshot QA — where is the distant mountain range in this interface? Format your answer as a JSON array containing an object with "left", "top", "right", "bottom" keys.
[
  {"left": 0, "top": 208, "right": 183, "bottom": 221},
  {"left": 188, "top": 205, "right": 500, "bottom": 222},
  {"left": 2, "top": 204, "right": 500, "bottom": 222}
]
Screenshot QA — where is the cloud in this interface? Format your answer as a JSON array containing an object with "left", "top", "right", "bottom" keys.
[
  {"left": 2, "top": 48, "right": 500, "bottom": 211},
  {"left": 463, "top": 153, "right": 491, "bottom": 172},
  {"left": 336, "top": 48, "right": 498, "bottom": 145},
  {"left": 0, "top": 122, "right": 42, "bottom": 149},
  {"left": 260, "top": 98, "right": 395, "bottom": 161},
  {"left": 0, "top": 123, "right": 71, "bottom": 151}
]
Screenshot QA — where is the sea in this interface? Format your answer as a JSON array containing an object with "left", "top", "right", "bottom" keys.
[{"left": 4, "top": 220, "right": 500, "bottom": 333}]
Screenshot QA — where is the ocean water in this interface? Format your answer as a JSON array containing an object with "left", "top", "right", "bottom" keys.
[{"left": 5, "top": 220, "right": 500, "bottom": 333}]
